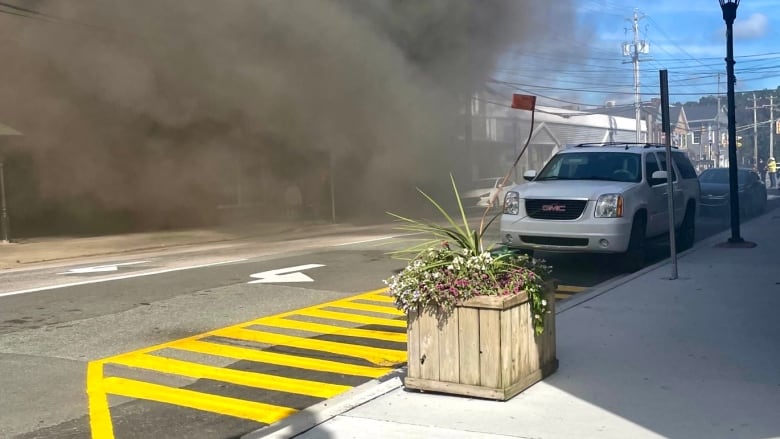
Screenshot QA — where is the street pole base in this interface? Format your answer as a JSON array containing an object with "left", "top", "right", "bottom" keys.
[{"left": 716, "top": 239, "right": 757, "bottom": 248}]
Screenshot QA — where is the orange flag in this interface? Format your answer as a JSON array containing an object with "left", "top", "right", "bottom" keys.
[{"left": 511, "top": 94, "right": 536, "bottom": 111}]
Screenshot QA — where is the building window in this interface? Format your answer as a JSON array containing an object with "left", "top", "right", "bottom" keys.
[{"left": 692, "top": 130, "right": 701, "bottom": 144}]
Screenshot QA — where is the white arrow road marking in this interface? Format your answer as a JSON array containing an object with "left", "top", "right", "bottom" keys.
[
  {"left": 58, "top": 261, "right": 151, "bottom": 275},
  {"left": 248, "top": 264, "right": 325, "bottom": 284},
  {"left": 2, "top": 259, "right": 247, "bottom": 299}
]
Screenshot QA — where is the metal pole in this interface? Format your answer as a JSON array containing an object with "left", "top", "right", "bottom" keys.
[
  {"left": 722, "top": 2, "right": 743, "bottom": 243},
  {"left": 0, "top": 159, "right": 10, "bottom": 243},
  {"left": 771, "top": 95, "right": 775, "bottom": 160},
  {"left": 660, "top": 70, "right": 677, "bottom": 279},
  {"left": 716, "top": 73, "right": 721, "bottom": 167},
  {"left": 752, "top": 93, "right": 758, "bottom": 167}
]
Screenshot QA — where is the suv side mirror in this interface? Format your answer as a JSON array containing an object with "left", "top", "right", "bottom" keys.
[
  {"left": 523, "top": 170, "right": 537, "bottom": 181},
  {"left": 649, "top": 170, "right": 667, "bottom": 185}
]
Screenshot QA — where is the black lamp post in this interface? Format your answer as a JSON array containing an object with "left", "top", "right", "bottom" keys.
[{"left": 720, "top": 0, "right": 743, "bottom": 244}]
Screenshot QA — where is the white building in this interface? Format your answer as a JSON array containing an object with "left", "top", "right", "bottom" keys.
[{"left": 468, "top": 98, "right": 646, "bottom": 181}]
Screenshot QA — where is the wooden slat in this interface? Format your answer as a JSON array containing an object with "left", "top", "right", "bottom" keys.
[
  {"left": 458, "top": 307, "right": 480, "bottom": 386},
  {"left": 478, "top": 308, "right": 501, "bottom": 388},
  {"left": 406, "top": 310, "right": 421, "bottom": 379},
  {"left": 438, "top": 309, "right": 460, "bottom": 382},
  {"left": 404, "top": 377, "right": 503, "bottom": 400},
  {"left": 518, "top": 298, "right": 531, "bottom": 378},
  {"left": 525, "top": 302, "right": 540, "bottom": 372},
  {"left": 418, "top": 310, "right": 440, "bottom": 381},
  {"left": 458, "top": 293, "right": 528, "bottom": 310},
  {"left": 500, "top": 306, "right": 520, "bottom": 388}
]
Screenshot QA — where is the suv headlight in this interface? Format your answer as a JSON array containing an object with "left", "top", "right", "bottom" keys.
[
  {"left": 594, "top": 194, "right": 623, "bottom": 218},
  {"left": 503, "top": 191, "right": 520, "bottom": 215}
]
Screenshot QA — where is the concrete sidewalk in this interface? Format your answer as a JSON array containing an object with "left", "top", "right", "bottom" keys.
[{"left": 250, "top": 208, "right": 780, "bottom": 439}]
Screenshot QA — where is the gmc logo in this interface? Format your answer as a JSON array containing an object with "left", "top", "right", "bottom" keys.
[{"left": 542, "top": 204, "right": 567, "bottom": 212}]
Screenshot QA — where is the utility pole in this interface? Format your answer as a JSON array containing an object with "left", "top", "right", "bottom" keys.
[
  {"left": 771, "top": 95, "right": 775, "bottom": 159},
  {"left": 750, "top": 93, "right": 758, "bottom": 167},
  {"left": 623, "top": 9, "right": 649, "bottom": 143}
]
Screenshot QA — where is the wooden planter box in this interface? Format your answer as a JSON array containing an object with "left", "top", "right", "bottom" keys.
[{"left": 404, "top": 283, "right": 557, "bottom": 400}]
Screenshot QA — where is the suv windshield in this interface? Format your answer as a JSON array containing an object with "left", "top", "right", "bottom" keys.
[{"left": 535, "top": 152, "right": 642, "bottom": 183}]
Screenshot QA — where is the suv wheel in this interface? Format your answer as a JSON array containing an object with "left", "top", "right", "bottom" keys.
[
  {"left": 621, "top": 215, "right": 646, "bottom": 272},
  {"left": 676, "top": 203, "right": 695, "bottom": 251}
]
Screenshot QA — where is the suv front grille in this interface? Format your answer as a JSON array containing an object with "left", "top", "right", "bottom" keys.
[
  {"left": 525, "top": 199, "right": 587, "bottom": 220},
  {"left": 520, "top": 236, "right": 589, "bottom": 247}
]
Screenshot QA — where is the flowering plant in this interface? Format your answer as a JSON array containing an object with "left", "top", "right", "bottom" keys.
[{"left": 384, "top": 175, "right": 552, "bottom": 335}]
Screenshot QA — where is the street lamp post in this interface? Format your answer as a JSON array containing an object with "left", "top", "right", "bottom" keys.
[{"left": 720, "top": 0, "right": 743, "bottom": 244}]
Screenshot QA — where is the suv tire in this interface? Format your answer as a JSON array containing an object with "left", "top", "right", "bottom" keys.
[
  {"left": 621, "top": 214, "right": 647, "bottom": 272},
  {"left": 676, "top": 203, "right": 695, "bottom": 251}
]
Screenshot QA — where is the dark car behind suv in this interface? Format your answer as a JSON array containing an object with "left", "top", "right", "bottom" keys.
[{"left": 698, "top": 167, "right": 767, "bottom": 217}]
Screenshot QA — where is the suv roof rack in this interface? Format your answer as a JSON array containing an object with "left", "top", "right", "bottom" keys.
[{"left": 574, "top": 142, "right": 678, "bottom": 150}]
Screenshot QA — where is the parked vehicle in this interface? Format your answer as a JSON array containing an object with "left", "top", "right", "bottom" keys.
[
  {"left": 462, "top": 177, "right": 516, "bottom": 208},
  {"left": 500, "top": 143, "right": 700, "bottom": 271},
  {"left": 698, "top": 167, "right": 767, "bottom": 217}
]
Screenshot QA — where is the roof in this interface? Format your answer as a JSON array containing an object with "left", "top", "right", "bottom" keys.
[
  {"left": 683, "top": 104, "right": 720, "bottom": 123},
  {"left": 559, "top": 142, "right": 677, "bottom": 154},
  {"left": 588, "top": 104, "right": 658, "bottom": 119}
]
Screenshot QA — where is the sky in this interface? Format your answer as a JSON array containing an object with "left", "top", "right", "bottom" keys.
[{"left": 492, "top": 0, "right": 780, "bottom": 108}]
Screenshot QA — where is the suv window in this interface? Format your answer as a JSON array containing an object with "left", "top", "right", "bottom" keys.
[
  {"left": 536, "top": 152, "right": 641, "bottom": 183},
  {"left": 672, "top": 152, "right": 697, "bottom": 179},
  {"left": 657, "top": 154, "right": 677, "bottom": 180}
]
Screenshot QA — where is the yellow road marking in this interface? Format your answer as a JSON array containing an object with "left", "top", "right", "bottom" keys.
[
  {"left": 324, "top": 300, "right": 405, "bottom": 316},
  {"left": 557, "top": 284, "right": 587, "bottom": 293},
  {"left": 88, "top": 287, "right": 402, "bottom": 438},
  {"left": 254, "top": 317, "right": 406, "bottom": 343},
  {"left": 215, "top": 327, "right": 406, "bottom": 367},
  {"left": 294, "top": 308, "right": 406, "bottom": 328},
  {"left": 170, "top": 340, "right": 392, "bottom": 378},
  {"left": 109, "top": 353, "right": 351, "bottom": 398},
  {"left": 87, "top": 362, "right": 114, "bottom": 439},
  {"left": 102, "top": 377, "right": 297, "bottom": 424},
  {"left": 359, "top": 293, "right": 395, "bottom": 303}
]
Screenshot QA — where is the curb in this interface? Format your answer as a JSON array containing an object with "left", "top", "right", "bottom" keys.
[{"left": 242, "top": 373, "right": 404, "bottom": 439}]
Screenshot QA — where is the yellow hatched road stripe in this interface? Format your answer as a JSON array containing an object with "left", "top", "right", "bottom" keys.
[
  {"left": 557, "top": 284, "right": 587, "bottom": 293},
  {"left": 102, "top": 376, "right": 297, "bottom": 424},
  {"left": 254, "top": 317, "right": 406, "bottom": 343},
  {"left": 88, "top": 362, "right": 114, "bottom": 439},
  {"left": 170, "top": 340, "right": 392, "bottom": 378},
  {"left": 555, "top": 293, "right": 572, "bottom": 300},
  {"left": 108, "top": 353, "right": 351, "bottom": 399},
  {"left": 215, "top": 327, "right": 406, "bottom": 367},
  {"left": 294, "top": 308, "right": 406, "bottom": 328},
  {"left": 324, "top": 300, "right": 404, "bottom": 316},
  {"left": 358, "top": 294, "right": 395, "bottom": 303}
]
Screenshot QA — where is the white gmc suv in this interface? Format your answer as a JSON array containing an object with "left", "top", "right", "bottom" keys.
[{"left": 499, "top": 143, "right": 700, "bottom": 271}]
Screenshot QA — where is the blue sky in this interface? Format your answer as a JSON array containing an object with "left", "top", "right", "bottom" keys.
[{"left": 493, "top": 0, "right": 780, "bottom": 108}]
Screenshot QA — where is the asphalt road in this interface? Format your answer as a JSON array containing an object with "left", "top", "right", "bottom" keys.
[{"left": 1, "top": 197, "right": 777, "bottom": 439}]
